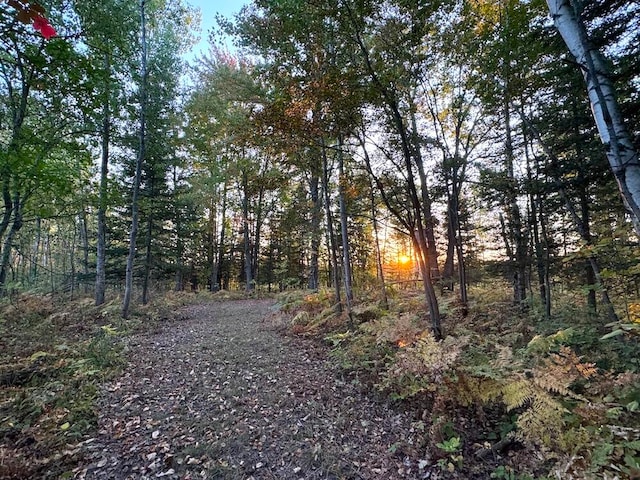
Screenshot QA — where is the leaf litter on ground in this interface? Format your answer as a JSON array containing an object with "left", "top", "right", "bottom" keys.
[{"left": 73, "top": 299, "right": 438, "bottom": 480}]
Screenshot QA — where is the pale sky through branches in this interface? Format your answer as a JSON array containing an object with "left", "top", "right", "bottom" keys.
[{"left": 185, "top": 0, "right": 248, "bottom": 60}]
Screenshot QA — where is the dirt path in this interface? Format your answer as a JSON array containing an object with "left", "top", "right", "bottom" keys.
[{"left": 76, "top": 300, "right": 431, "bottom": 480}]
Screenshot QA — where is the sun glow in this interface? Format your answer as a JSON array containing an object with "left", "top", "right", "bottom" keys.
[{"left": 398, "top": 254, "right": 411, "bottom": 265}]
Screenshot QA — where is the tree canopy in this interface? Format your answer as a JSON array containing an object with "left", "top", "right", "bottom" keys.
[{"left": 1, "top": 0, "right": 640, "bottom": 477}]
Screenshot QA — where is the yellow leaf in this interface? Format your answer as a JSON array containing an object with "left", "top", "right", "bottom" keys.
[
  {"left": 29, "top": 351, "right": 50, "bottom": 362},
  {"left": 60, "top": 422, "right": 71, "bottom": 431}
]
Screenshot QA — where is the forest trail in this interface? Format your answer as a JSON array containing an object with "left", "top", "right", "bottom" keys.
[{"left": 77, "top": 300, "right": 429, "bottom": 480}]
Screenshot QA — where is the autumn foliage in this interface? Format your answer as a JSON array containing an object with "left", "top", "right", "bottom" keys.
[
  {"left": 279, "top": 283, "right": 640, "bottom": 479},
  {"left": 6, "top": 0, "right": 56, "bottom": 38}
]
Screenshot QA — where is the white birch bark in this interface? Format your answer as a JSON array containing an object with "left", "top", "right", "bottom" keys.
[{"left": 547, "top": 0, "right": 640, "bottom": 236}]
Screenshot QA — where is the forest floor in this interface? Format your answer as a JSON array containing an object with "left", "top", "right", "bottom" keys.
[{"left": 73, "top": 299, "right": 441, "bottom": 480}]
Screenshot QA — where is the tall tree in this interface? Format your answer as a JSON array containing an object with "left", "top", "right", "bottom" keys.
[
  {"left": 341, "top": 0, "right": 443, "bottom": 336},
  {"left": 547, "top": 0, "right": 640, "bottom": 236},
  {"left": 122, "top": 0, "right": 148, "bottom": 318},
  {"left": 74, "top": 0, "right": 138, "bottom": 304}
]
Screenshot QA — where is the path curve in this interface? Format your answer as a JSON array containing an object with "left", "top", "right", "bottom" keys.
[{"left": 77, "top": 300, "right": 431, "bottom": 480}]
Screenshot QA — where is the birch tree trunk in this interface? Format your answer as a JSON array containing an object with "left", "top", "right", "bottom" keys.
[{"left": 547, "top": 0, "right": 640, "bottom": 236}]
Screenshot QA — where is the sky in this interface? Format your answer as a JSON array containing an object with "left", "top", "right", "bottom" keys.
[{"left": 185, "top": 0, "right": 249, "bottom": 61}]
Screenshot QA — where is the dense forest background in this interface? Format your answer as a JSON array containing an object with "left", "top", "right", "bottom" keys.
[
  {"left": 1, "top": 0, "right": 639, "bottom": 321},
  {"left": 1, "top": 0, "right": 639, "bottom": 319},
  {"left": 1, "top": 0, "right": 640, "bottom": 478}
]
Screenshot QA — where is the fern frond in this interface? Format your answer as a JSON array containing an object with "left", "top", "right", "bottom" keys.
[
  {"left": 532, "top": 346, "right": 598, "bottom": 399},
  {"left": 453, "top": 374, "right": 503, "bottom": 406},
  {"left": 502, "top": 379, "right": 534, "bottom": 411},
  {"left": 515, "top": 389, "right": 566, "bottom": 446},
  {"left": 491, "top": 344, "right": 515, "bottom": 370}
]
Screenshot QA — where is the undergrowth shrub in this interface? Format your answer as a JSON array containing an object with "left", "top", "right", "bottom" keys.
[
  {"left": 0, "top": 290, "right": 193, "bottom": 478},
  {"left": 280, "top": 280, "right": 640, "bottom": 479}
]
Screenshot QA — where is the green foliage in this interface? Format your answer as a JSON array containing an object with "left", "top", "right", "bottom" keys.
[
  {"left": 379, "top": 333, "right": 467, "bottom": 400},
  {"left": 83, "top": 326, "right": 125, "bottom": 370},
  {"left": 436, "top": 435, "right": 464, "bottom": 472},
  {"left": 436, "top": 435, "right": 461, "bottom": 453},
  {"left": 602, "top": 303, "right": 640, "bottom": 340},
  {"left": 490, "top": 466, "right": 534, "bottom": 480}
]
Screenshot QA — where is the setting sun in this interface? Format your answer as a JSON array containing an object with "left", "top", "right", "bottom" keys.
[{"left": 398, "top": 254, "right": 411, "bottom": 265}]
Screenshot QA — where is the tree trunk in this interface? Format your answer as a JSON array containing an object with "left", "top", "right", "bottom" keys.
[
  {"left": 580, "top": 187, "right": 597, "bottom": 311},
  {"left": 241, "top": 169, "right": 254, "bottom": 292},
  {"left": 211, "top": 183, "right": 228, "bottom": 292},
  {"left": 142, "top": 204, "right": 153, "bottom": 305},
  {"left": 538, "top": 197, "right": 553, "bottom": 319},
  {"left": 321, "top": 140, "right": 342, "bottom": 311},
  {"left": 31, "top": 216, "right": 41, "bottom": 285},
  {"left": 0, "top": 194, "right": 22, "bottom": 295},
  {"left": 411, "top": 109, "right": 440, "bottom": 278},
  {"left": 122, "top": 0, "right": 148, "bottom": 319},
  {"left": 450, "top": 175, "right": 468, "bottom": 312},
  {"left": 252, "top": 186, "right": 264, "bottom": 289},
  {"left": 348, "top": 10, "right": 442, "bottom": 337},
  {"left": 504, "top": 89, "right": 527, "bottom": 305},
  {"left": 337, "top": 136, "right": 354, "bottom": 316},
  {"left": 208, "top": 198, "right": 218, "bottom": 291},
  {"left": 522, "top": 113, "right": 618, "bottom": 322},
  {"left": 0, "top": 37, "right": 31, "bottom": 295},
  {"left": 69, "top": 217, "right": 78, "bottom": 298},
  {"left": 0, "top": 182, "right": 12, "bottom": 245},
  {"left": 443, "top": 214, "right": 456, "bottom": 292},
  {"left": 80, "top": 208, "right": 90, "bottom": 294},
  {"left": 174, "top": 168, "right": 184, "bottom": 292},
  {"left": 175, "top": 230, "right": 184, "bottom": 291},
  {"left": 46, "top": 229, "right": 54, "bottom": 294},
  {"left": 96, "top": 53, "right": 111, "bottom": 306},
  {"left": 547, "top": 0, "right": 640, "bottom": 236},
  {"left": 530, "top": 192, "right": 548, "bottom": 314},
  {"left": 308, "top": 167, "right": 321, "bottom": 291},
  {"left": 524, "top": 121, "right": 550, "bottom": 318}
]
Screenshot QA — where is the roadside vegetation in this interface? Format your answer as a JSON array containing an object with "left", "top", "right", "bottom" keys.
[
  {"left": 0, "top": 291, "right": 217, "bottom": 478},
  {"left": 276, "top": 278, "right": 640, "bottom": 479}
]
